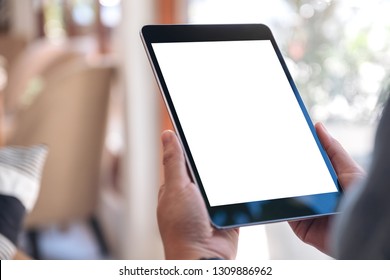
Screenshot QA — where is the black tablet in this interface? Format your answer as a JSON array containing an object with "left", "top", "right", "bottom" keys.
[{"left": 141, "top": 24, "right": 343, "bottom": 228}]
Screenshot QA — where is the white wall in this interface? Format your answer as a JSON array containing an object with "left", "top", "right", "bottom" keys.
[{"left": 118, "top": 0, "right": 163, "bottom": 259}]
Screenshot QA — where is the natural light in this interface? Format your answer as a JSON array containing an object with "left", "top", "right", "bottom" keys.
[{"left": 186, "top": 0, "right": 390, "bottom": 259}]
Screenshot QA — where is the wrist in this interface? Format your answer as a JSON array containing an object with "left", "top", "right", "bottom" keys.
[{"left": 163, "top": 240, "right": 228, "bottom": 260}]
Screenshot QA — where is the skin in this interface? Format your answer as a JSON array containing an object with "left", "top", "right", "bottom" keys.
[
  {"left": 157, "top": 122, "right": 365, "bottom": 259},
  {"left": 289, "top": 123, "right": 365, "bottom": 255},
  {"left": 158, "top": 130, "right": 238, "bottom": 260}
]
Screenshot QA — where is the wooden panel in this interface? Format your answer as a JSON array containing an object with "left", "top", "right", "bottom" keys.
[{"left": 157, "top": 0, "right": 177, "bottom": 132}]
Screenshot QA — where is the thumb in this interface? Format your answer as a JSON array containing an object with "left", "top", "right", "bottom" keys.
[{"left": 161, "top": 130, "right": 191, "bottom": 189}]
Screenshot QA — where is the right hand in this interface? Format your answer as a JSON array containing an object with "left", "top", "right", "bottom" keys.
[{"left": 289, "top": 122, "right": 365, "bottom": 255}]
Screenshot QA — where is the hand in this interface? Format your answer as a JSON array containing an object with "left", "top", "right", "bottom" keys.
[
  {"left": 157, "top": 130, "right": 239, "bottom": 260},
  {"left": 289, "top": 122, "right": 366, "bottom": 255}
]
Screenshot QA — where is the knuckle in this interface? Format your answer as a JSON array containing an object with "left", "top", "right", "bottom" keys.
[{"left": 163, "top": 147, "right": 181, "bottom": 166}]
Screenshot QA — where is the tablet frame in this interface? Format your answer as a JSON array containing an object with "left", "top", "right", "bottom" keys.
[{"left": 141, "top": 24, "right": 343, "bottom": 228}]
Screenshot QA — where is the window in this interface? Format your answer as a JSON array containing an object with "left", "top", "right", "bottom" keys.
[
  {"left": 186, "top": 0, "right": 390, "bottom": 259},
  {"left": 188, "top": 0, "right": 390, "bottom": 125}
]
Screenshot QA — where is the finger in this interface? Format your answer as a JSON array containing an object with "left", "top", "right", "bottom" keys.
[
  {"left": 161, "top": 130, "right": 191, "bottom": 188},
  {"left": 315, "top": 122, "right": 364, "bottom": 175}
]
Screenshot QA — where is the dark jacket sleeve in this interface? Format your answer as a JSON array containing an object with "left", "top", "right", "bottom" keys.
[{"left": 331, "top": 98, "right": 390, "bottom": 259}]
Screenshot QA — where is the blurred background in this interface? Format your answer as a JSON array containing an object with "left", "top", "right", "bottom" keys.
[{"left": 0, "top": 0, "right": 389, "bottom": 260}]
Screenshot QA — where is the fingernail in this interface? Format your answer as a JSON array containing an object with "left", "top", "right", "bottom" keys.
[
  {"left": 317, "top": 122, "right": 334, "bottom": 144},
  {"left": 319, "top": 122, "right": 331, "bottom": 136},
  {"left": 161, "top": 130, "right": 173, "bottom": 148}
]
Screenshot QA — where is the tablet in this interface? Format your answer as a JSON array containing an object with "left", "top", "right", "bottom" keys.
[{"left": 141, "top": 24, "right": 343, "bottom": 228}]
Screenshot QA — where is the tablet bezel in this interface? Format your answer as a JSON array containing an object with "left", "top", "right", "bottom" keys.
[{"left": 141, "top": 24, "right": 343, "bottom": 228}]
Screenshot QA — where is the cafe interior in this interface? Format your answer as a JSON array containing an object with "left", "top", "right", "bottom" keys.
[{"left": 1, "top": 0, "right": 383, "bottom": 260}]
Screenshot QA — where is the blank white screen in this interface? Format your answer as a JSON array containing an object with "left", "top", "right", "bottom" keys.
[{"left": 152, "top": 40, "right": 337, "bottom": 207}]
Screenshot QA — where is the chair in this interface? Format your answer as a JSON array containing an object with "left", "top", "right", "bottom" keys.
[
  {"left": 0, "top": 35, "right": 27, "bottom": 71},
  {"left": 0, "top": 35, "right": 27, "bottom": 146},
  {"left": 7, "top": 57, "right": 116, "bottom": 259},
  {"left": 3, "top": 38, "right": 84, "bottom": 117}
]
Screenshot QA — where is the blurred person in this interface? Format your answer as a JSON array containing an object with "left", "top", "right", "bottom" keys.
[
  {"left": 0, "top": 145, "right": 47, "bottom": 260},
  {"left": 157, "top": 98, "right": 390, "bottom": 259}
]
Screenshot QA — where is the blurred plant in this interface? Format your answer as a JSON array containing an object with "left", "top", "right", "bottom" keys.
[
  {"left": 188, "top": 0, "right": 390, "bottom": 124},
  {"left": 281, "top": 0, "right": 390, "bottom": 124}
]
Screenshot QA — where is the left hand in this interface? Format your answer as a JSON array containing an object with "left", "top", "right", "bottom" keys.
[{"left": 157, "top": 130, "right": 239, "bottom": 260}]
